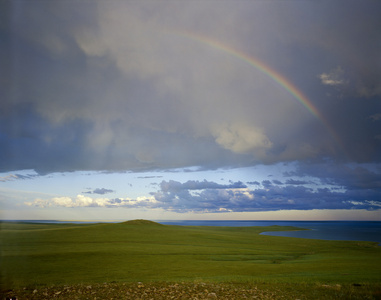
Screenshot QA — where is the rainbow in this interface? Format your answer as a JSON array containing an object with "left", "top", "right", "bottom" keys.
[
  {"left": 167, "top": 31, "right": 342, "bottom": 148},
  {"left": 177, "top": 31, "right": 321, "bottom": 118}
]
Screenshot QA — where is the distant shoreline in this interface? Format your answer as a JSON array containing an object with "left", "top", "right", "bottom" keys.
[{"left": 1, "top": 219, "right": 380, "bottom": 223}]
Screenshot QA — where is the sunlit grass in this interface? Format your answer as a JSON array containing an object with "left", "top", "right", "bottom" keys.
[{"left": 1, "top": 220, "right": 380, "bottom": 298}]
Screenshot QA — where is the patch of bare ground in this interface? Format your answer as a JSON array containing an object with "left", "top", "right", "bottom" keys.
[
  {"left": 1, "top": 282, "right": 292, "bottom": 300},
  {"left": 3, "top": 282, "right": 380, "bottom": 299}
]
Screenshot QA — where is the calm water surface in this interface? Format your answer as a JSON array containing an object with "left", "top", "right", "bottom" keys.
[{"left": 159, "top": 220, "right": 381, "bottom": 244}]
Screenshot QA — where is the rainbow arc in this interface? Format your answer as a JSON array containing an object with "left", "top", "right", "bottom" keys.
[{"left": 168, "top": 30, "right": 343, "bottom": 151}]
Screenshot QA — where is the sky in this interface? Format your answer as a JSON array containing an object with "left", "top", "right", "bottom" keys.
[{"left": 1, "top": 0, "right": 381, "bottom": 221}]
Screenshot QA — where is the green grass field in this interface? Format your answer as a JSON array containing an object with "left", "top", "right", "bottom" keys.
[{"left": 1, "top": 220, "right": 380, "bottom": 299}]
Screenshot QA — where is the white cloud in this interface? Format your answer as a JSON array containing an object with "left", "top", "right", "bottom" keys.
[
  {"left": 218, "top": 207, "right": 233, "bottom": 212},
  {"left": 75, "top": 30, "right": 108, "bottom": 57},
  {"left": 51, "top": 196, "right": 74, "bottom": 207},
  {"left": 319, "top": 66, "right": 346, "bottom": 86},
  {"left": 24, "top": 194, "right": 156, "bottom": 208},
  {"left": 212, "top": 123, "right": 272, "bottom": 155},
  {"left": 25, "top": 198, "right": 47, "bottom": 208}
]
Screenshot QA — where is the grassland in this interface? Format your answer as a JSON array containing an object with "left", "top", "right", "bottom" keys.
[{"left": 1, "top": 220, "right": 380, "bottom": 299}]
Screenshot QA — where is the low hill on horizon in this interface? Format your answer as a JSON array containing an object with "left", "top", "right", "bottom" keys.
[{"left": 120, "top": 219, "right": 163, "bottom": 226}]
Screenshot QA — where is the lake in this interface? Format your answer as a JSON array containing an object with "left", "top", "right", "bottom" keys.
[{"left": 159, "top": 220, "right": 381, "bottom": 244}]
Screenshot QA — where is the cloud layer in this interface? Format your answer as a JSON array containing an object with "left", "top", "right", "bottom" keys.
[
  {"left": 25, "top": 164, "right": 381, "bottom": 212},
  {"left": 2, "top": 1, "right": 381, "bottom": 174}
]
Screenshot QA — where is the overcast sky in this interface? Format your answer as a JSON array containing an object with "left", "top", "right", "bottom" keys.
[{"left": 1, "top": 0, "right": 380, "bottom": 221}]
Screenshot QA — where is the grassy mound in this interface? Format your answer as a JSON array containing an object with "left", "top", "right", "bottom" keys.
[{"left": 121, "top": 219, "right": 163, "bottom": 226}]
